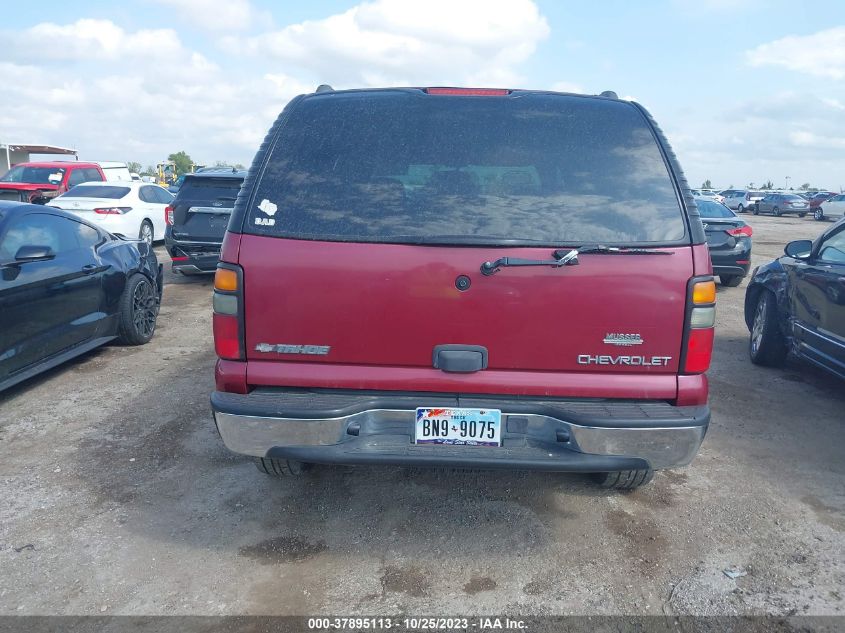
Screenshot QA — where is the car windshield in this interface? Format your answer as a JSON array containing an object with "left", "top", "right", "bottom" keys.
[
  {"left": 62, "top": 185, "right": 131, "bottom": 199},
  {"left": 697, "top": 200, "right": 734, "bottom": 218},
  {"left": 783, "top": 195, "right": 804, "bottom": 201},
  {"left": 0, "top": 166, "right": 66, "bottom": 185},
  {"left": 247, "top": 92, "right": 687, "bottom": 245}
]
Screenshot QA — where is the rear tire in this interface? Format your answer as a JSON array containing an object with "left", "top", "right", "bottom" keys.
[
  {"left": 139, "top": 220, "right": 154, "bottom": 245},
  {"left": 116, "top": 273, "right": 158, "bottom": 345},
  {"left": 254, "top": 457, "right": 310, "bottom": 477},
  {"left": 720, "top": 274, "right": 743, "bottom": 287},
  {"left": 798, "top": 212, "right": 807, "bottom": 218},
  {"left": 749, "top": 290, "right": 787, "bottom": 366},
  {"left": 814, "top": 208, "right": 825, "bottom": 221},
  {"left": 773, "top": 206, "right": 781, "bottom": 217},
  {"left": 737, "top": 204, "right": 745, "bottom": 213},
  {"left": 593, "top": 469, "right": 654, "bottom": 489}
]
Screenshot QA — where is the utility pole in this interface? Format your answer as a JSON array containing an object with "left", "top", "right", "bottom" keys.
[{"left": 785, "top": 176, "right": 790, "bottom": 190}]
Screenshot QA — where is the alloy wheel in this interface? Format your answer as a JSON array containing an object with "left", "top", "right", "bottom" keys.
[
  {"left": 751, "top": 296, "right": 766, "bottom": 355},
  {"left": 140, "top": 222, "right": 153, "bottom": 245},
  {"left": 132, "top": 279, "right": 157, "bottom": 338}
]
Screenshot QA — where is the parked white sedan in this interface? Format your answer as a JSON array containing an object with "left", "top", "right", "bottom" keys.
[
  {"left": 49, "top": 182, "right": 174, "bottom": 244},
  {"left": 819, "top": 193, "right": 845, "bottom": 220}
]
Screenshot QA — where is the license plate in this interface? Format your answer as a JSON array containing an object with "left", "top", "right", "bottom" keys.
[{"left": 415, "top": 408, "right": 502, "bottom": 447}]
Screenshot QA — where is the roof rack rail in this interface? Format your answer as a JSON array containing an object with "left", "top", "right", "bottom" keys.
[
  {"left": 315, "top": 84, "right": 334, "bottom": 93},
  {"left": 598, "top": 90, "right": 618, "bottom": 99}
]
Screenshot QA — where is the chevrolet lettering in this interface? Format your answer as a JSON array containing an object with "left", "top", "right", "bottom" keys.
[{"left": 577, "top": 355, "right": 672, "bottom": 366}]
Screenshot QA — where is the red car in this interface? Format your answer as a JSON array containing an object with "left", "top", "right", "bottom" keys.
[
  {"left": 0, "top": 161, "right": 106, "bottom": 204},
  {"left": 210, "top": 86, "right": 715, "bottom": 489}
]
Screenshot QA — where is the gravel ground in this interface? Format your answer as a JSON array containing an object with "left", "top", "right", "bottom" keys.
[{"left": 0, "top": 213, "right": 843, "bottom": 617}]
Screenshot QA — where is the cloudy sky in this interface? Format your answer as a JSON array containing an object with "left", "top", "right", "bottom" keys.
[{"left": 3, "top": 0, "right": 844, "bottom": 190}]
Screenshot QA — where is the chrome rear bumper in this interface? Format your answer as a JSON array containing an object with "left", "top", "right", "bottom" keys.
[{"left": 212, "top": 391, "right": 709, "bottom": 471}]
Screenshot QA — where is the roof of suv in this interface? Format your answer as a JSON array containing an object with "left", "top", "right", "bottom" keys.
[{"left": 185, "top": 169, "right": 247, "bottom": 180}]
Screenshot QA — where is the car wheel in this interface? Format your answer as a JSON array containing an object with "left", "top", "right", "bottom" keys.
[
  {"left": 139, "top": 220, "right": 154, "bottom": 245},
  {"left": 593, "top": 470, "right": 654, "bottom": 489},
  {"left": 116, "top": 273, "right": 159, "bottom": 345},
  {"left": 737, "top": 204, "right": 745, "bottom": 213},
  {"left": 254, "top": 457, "right": 311, "bottom": 477},
  {"left": 814, "top": 208, "right": 825, "bottom": 221},
  {"left": 752, "top": 205, "right": 759, "bottom": 215},
  {"left": 749, "top": 290, "right": 787, "bottom": 367},
  {"left": 798, "top": 212, "right": 807, "bottom": 218},
  {"left": 720, "top": 274, "right": 743, "bottom": 287},
  {"left": 773, "top": 206, "right": 781, "bottom": 217}
]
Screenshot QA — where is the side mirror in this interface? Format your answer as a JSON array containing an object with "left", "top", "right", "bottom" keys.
[
  {"left": 14, "top": 245, "right": 56, "bottom": 262},
  {"left": 784, "top": 239, "right": 813, "bottom": 259}
]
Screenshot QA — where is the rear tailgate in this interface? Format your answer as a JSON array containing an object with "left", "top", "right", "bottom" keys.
[
  {"left": 241, "top": 237, "right": 691, "bottom": 382},
  {"left": 171, "top": 177, "right": 242, "bottom": 242}
]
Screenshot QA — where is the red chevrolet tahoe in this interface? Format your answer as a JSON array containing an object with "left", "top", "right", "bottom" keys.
[
  {"left": 0, "top": 161, "right": 105, "bottom": 204},
  {"left": 210, "top": 86, "right": 715, "bottom": 489}
]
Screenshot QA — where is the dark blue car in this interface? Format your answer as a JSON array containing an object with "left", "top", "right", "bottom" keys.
[
  {"left": 697, "top": 199, "right": 752, "bottom": 287},
  {"left": 745, "top": 217, "right": 845, "bottom": 379},
  {"left": 0, "top": 202, "right": 163, "bottom": 392}
]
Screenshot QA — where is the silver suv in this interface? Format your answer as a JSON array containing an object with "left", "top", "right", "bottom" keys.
[{"left": 724, "top": 190, "right": 765, "bottom": 213}]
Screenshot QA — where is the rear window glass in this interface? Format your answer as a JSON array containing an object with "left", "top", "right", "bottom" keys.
[
  {"left": 246, "top": 93, "right": 686, "bottom": 245},
  {"left": 62, "top": 185, "right": 130, "bottom": 199},
  {"left": 696, "top": 200, "right": 734, "bottom": 218},
  {"left": 177, "top": 178, "right": 243, "bottom": 204}
]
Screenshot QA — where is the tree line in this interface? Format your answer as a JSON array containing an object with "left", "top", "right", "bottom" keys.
[{"left": 126, "top": 152, "right": 244, "bottom": 177}]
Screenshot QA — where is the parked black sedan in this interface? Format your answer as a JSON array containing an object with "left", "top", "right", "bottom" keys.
[
  {"left": 697, "top": 199, "right": 753, "bottom": 287},
  {"left": 0, "top": 202, "right": 163, "bottom": 393},
  {"left": 744, "top": 217, "right": 845, "bottom": 379},
  {"left": 753, "top": 193, "right": 809, "bottom": 217}
]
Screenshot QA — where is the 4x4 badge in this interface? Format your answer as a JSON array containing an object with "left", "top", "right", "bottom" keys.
[{"left": 603, "top": 333, "right": 643, "bottom": 346}]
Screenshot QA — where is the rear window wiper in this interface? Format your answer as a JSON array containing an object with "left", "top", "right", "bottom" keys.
[
  {"left": 481, "top": 245, "right": 672, "bottom": 276},
  {"left": 481, "top": 249, "right": 579, "bottom": 276},
  {"left": 553, "top": 245, "right": 673, "bottom": 257}
]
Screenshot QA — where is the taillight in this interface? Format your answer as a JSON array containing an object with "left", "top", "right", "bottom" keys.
[
  {"left": 425, "top": 87, "right": 510, "bottom": 96},
  {"left": 165, "top": 205, "right": 174, "bottom": 226},
  {"left": 682, "top": 278, "right": 716, "bottom": 374},
  {"left": 726, "top": 225, "right": 753, "bottom": 237},
  {"left": 94, "top": 207, "right": 131, "bottom": 215},
  {"left": 213, "top": 264, "right": 244, "bottom": 360}
]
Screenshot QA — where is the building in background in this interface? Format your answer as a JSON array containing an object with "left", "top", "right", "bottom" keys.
[{"left": 0, "top": 143, "right": 77, "bottom": 175}]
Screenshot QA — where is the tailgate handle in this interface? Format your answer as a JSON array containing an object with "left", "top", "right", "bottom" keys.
[{"left": 433, "top": 345, "right": 488, "bottom": 373}]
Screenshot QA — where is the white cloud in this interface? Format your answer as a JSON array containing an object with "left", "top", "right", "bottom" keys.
[
  {"left": 5, "top": 19, "right": 184, "bottom": 62},
  {"left": 0, "top": 17, "right": 304, "bottom": 167},
  {"left": 746, "top": 27, "right": 845, "bottom": 79},
  {"left": 789, "top": 131, "right": 845, "bottom": 149},
  {"left": 150, "top": 0, "right": 256, "bottom": 32},
  {"left": 666, "top": 90, "right": 845, "bottom": 189},
  {"left": 226, "top": 0, "right": 549, "bottom": 87}
]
